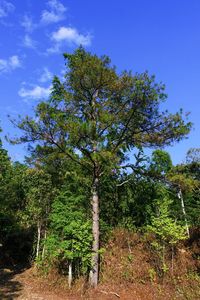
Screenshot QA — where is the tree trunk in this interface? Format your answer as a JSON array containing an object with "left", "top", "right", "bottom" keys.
[
  {"left": 68, "top": 261, "right": 72, "bottom": 288},
  {"left": 178, "top": 188, "right": 190, "bottom": 238},
  {"left": 42, "top": 229, "right": 47, "bottom": 259},
  {"left": 36, "top": 221, "right": 41, "bottom": 259},
  {"left": 171, "top": 245, "right": 174, "bottom": 275},
  {"left": 90, "top": 176, "right": 100, "bottom": 287}
]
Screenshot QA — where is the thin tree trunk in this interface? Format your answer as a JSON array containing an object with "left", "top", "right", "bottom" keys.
[
  {"left": 36, "top": 221, "right": 41, "bottom": 259},
  {"left": 90, "top": 90, "right": 100, "bottom": 287},
  {"left": 178, "top": 188, "right": 190, "bottom": 238},
  {"left": 162, "top": 244, "right": 165, "bottom": 273},
  {"left": 171, "top": 245, "right": 174, "bottom": 275},
  {"left": 42, "top": 229, "right": 47, "bottom": 259},
  {"left": 90, "top": 176, "right": 100, "bottom": 287},
  {"left": 68, "top": 261, "right": 72, "bottom": 288}
]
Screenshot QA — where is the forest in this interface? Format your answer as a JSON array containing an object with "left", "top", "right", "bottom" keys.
[{"left": 0, "top": 48, "right": 199, "bottom": 299}]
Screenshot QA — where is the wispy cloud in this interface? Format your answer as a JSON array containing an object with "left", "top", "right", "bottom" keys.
[
  {"left": 18, "top": 84, "right": 51, "bottom": 100},
  {"left": 39, "top": 67, "right": 53, "bottom": 83},
  {"left": 23, "top": 34, "right": 37, "bottom": 49},
  {"left": 9, "top": 56, "right": 21, "bottom": 68},
  {"left": 21, "top": 15, "right": 36, "bottom": 32},
  {"left": 0, "top": 55, "right": 21, "bottom": 73},
  {"left": 21, "top": 0, "right": 67, "bottom": 31},
  {"left": 0, "top": 0, "right": 14, "bottom": 18},
  {"left": 20, "top": 1, "right": 68, "bottom": 52},
  {"left": 47, "top": 26, "right": 92, "bottom": 53},
  {"left": 41, "top": 0, "right": 67, "bottom": 24}
]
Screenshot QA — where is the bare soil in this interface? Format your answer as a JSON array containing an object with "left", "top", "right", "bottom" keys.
[
  {"left": 0, "top": 263, "right": 199, "bottom": 300},
  {"left": 0, "top": 265, "right": 66, "bottom": 300},
  {"left": 0, "top": 229, "right": 199, "bottom": 299}
]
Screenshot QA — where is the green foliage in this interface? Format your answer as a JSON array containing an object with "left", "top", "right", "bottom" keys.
[
  {"left": 147, "top": 193, "right": 186, "bottom": 245},
  {"left": 0, "top": 129, "right": 35, "bottom": 263},
  {"left": 149, "top": 149, "right": 173, "bottom": 176},
  {"left": 148, "top": 267, "right": 157, "bottom": 283},
  {"left": 22, "top": 168, "right": 54, "bottom": 226},
  {"left": 10, "top": 47, "right": 191, "bottom": 179},
  {"left": 168, "top": 160, "right": 200, "bottom": 226},
  {"left": 147, "top": 188, "right": 187, "bottom": 276},
  {"left": 186, "top": 148, "right": 200, "bottom": 164},
  {"left": 115, "top": 176, "right": 159, "bottom": 227},
  {"left": 43, "top": 190, "right": 92, "bottom": 274}
]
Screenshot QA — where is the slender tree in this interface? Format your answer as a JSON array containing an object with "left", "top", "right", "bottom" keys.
[
  {"left": 9, "top": 47, "right": 191, "bottom": 286},
  {"left": 22, "top": 168, "right": 53, "bottom": 258}
]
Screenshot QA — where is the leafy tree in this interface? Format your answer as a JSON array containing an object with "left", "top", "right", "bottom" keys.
[
  {"left": 44, "top": 190, "right": 92, "bottom": 288},
  {"left": 0, "top": 129, "right": 34, "bottom": 263},
  {"left": 186, "top": 148, "right": 200, "bottom": 164},
  {"left": 22, "top": 168, "right": 54, "bottom": 258},
  {"left": 0, "top": 138, "right": 13, "bottom": 250},
  {"left": 9, "top": 48, "right": 191, "bottom": 286},
  {"left": 0, "top": 139, "right": 11, "bottom": 211},
  {"left": 149, "top": 149, "right": 172, "bottom": 177},
  {"left": 0, "top": 128, "right": 16, "bottom": 243},
  {"left": 147, "top": 188, "right": 186, "bottom": 275},
  {"left": 168, "top": 156, "right": 200, "bottom": 229},
  {"left": 148, "top": 194, "right": 186, "bottom": 245}
]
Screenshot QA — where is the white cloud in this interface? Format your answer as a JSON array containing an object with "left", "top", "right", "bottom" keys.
[
  {"left": 21, "top": 15, "right": 36, "bottom": 32},
  {"left": 21, "top": 1, "right": 67, "bottom": 31},
  {"left": 0, "top": 55, "right": 21, "bottom": 73},
  {"left": 39, "top": 67, "right": 53, "bottom": 83},
  {"left": 18, "top": 85, "right": 51, "bottom": 100},
  {"left": 0, "top": 59, "right": 7, "bottom": 71},
  {"left": 23, "top": 34, "right": 37, "bottom": 49},
  {"left": 0, "top": 0, "right": 14, "bottom": 18},
  {"left": 52, "top": 26, "right": 91, "bottom": 45},
  {"left": 9, "top": 55, "right": 21, "bottom": 68},
  {"left": 47, "top": 26, "right": 92, "bottom": 53},
  {"left": 41, "top": 0, "right": 67, "bottom": 24}
]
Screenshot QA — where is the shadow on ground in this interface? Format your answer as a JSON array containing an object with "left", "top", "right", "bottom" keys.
[{"left": 0, "top": 265, "right": 28, "bottom": 299}]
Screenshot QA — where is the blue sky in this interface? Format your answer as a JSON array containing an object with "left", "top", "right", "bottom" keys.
[{"left": 0, "top": 0, "right": 199, "bottom": 164}]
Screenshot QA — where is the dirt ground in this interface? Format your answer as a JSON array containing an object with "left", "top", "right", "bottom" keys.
[
  {"left": 0, "top": 265, "right": 70, "bottom": 300},
  {"left": 0, "top": 264, "right": 171, "bottom": 300},
  {"left": 1, "top": 229, "right": 200, "bottom": 299},
  {"left": 0, "top": 264, "right": 200, "bottom": 300},
  {"left": 0, "top": 265, "right": 122, "bottom": 300}
]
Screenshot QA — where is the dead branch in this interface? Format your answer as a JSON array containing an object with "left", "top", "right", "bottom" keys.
[{"left": 99, "top": 290, "right": 120, "bottom": 298}]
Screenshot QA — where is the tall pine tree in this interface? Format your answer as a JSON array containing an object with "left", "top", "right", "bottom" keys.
[{"left": 9, "top": 48, "right": 191, "bottom": 286}]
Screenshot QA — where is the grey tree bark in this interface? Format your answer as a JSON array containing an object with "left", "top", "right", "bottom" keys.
[
  {"left": 68, "top": 261, "right": 73, "bottom": 288},
  {"left": 36, "top": 221, "right": 41, "bottom": 258},
  {"left": 178, "top": 188, "right": 190, "bottom": 238},
  {"left": 42, "top": 229, "right": 47, "bottom": 259},
  {"left": 90, "top": 176, "right": 100, "bottom": 287}
]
